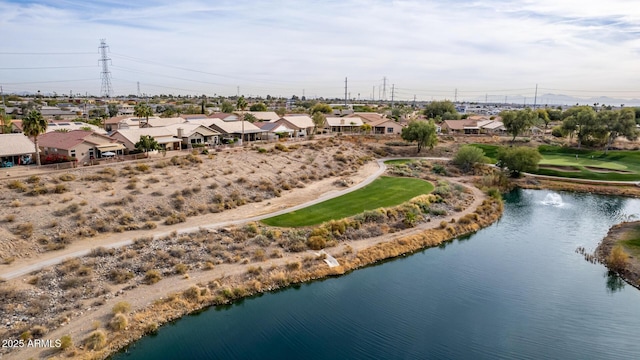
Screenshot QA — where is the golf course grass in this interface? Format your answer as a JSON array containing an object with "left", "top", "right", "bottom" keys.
[
  {"left": 262, "top": 176, "right": 435, "bottom": 227},
  {"left": 470, "top": 144, "right": 640, "bottom": 181}
]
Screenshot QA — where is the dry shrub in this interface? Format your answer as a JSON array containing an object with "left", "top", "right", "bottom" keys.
[
  {"left": 144, "top": 269, "right": 162, "bottom": 284},
  {"left": 59, "top": 173, "right": 76, "bottom": 181},
  {"left": 84, "top": 330, "right": 106, "bottom": 350},
  {"left": 183, "top": 286, "right": 202, "bottom": 302},
  {"left": 14, "top": 222, "right": 34, "bottom": 238},
  {"left": 253, "top": 249, "right": 266, "bottom": 261},
  {"left": 59, "top": 335, "right": 73, "bottom": 350},
  {"left": 307, "top": 236, "right": 326, "bottom": 250},
  {"left": 607, "top": 245, "right": 629, "bottom": 271},
  {"left": 7, "top": 180, "right": 27, "bottom": 192},
  {"left": 174, "top": 263, "right": 188, "bottom": 274},
  {"left": 109, "top": 269, "right": 133, "bottom": 284},
  {"left": 112, "top": 301, "right": 131, "bottom": 314},
  {"left": 30, "top": 325, "right": 48, "bottom": 338},
  {"left": 109, "top": 313, "right": 128, "bottom": 331},
  {"left": 165, "top": 212, "right": 186, "bottom": 225}
]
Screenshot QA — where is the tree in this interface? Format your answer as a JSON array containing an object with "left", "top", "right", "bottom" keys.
[
  {"left": 0, "top": 108, "right": 11, "bottom": 134},
  {"left": 134, "top": 103, "right": 153, "bottom": 126},
  {"left": 107, "top": 103, "right": 119, "bottom": 117},
  {"left": 249, "top": 103, "right": 268, "bottom": 112},
  {"left": 501, "top": 108, "right": 536, "bottom": 142},
  {"left": 401, "top": 120, "right": 438, "bottom": 153},
  {"left": 423, "top": 100, "right": 459, "bottom": 120},
  {"left": 536, "top": 108, "right": 551, "bottom": 133},
  {"left": 360, "top": 123, "right": 372, "bottom": 134},
  {"left": 453, "top": 145, "right": 487, "bottom": 173},
  {"left": 22, "top": 110, "right": 48, "bottom": 166},
  {"left": 236, "top": 96, "right": 248, "bottom": 145},
  {"left": 496, "top": 146, "right": 542, "bottom": 177},
  {"left": 312, "top": 112, "right": 326, "bottom": 134},
  {"left": 243, "top": 113, "right": 257, "bottom": 123},
  {"left": 135, "top": 135, "right": 159, "bottom": 155},
  {"left": 561, "top": 106, "right": 600, "bottom": 148},
  {"left": 311, "top": 103, "right": 332, "bottom": 115},
  {"left": 220, "top": 101, "right": 235, "bottom": 113},
  {"left": 599, "top": 108, "right": 638, "bottom": 153}
]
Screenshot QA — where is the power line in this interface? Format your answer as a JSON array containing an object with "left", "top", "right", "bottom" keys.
[
  {"left": 0, "top": 66, "right": 95, "bottom": 70},
  {"left": 99, "top": 39, "right": 114, "bottom": 98},
  {"left": 0, "top": 52, "right": 96, "bottom": 55}
]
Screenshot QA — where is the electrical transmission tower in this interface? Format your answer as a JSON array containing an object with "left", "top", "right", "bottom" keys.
[{"left": 99, "top": 39, "right": 114, "bottom": 98}]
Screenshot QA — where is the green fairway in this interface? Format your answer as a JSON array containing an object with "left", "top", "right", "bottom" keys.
[
  {"left": 384, "top": 159, "right": 415, "bottom": 165},
  {"left": 469, "top": 144, "right": 640, "bottom": 181},
  {"left": 262, "top": 176, "right": 434, "bottom": 227}
]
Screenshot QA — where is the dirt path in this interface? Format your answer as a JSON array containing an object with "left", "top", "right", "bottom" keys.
[
  {"left": 0, "top": 161, "right": 381, "bottom": 280},
  {"left": 9, "top": 162, "right": 489, "bottom": 360}
]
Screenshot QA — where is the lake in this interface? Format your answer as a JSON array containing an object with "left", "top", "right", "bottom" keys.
[{"left": 113, "top": 189, "right": 640, "bottom": 360}]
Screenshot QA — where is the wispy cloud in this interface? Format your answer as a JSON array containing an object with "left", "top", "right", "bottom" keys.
[{"left": 1, "top": 0, "right": 639, "bottom": 100}]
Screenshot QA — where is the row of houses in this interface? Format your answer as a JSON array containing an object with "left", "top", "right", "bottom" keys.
[{"left": 0, "top": 111, "right": 405, "bottom": 165}]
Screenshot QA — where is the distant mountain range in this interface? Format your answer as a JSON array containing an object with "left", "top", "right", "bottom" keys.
[{"left": 484, "top": 93, "right": 640, "bottom": 107}]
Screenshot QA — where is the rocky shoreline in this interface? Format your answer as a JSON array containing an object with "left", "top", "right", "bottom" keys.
[{"left": 595, "top": 221, "right": 640, "bottom": 290}]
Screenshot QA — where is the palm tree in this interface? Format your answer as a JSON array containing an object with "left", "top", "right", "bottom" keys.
[
  {"left": 236, "top": 96, "right": 248, "bottom": 145},
  {"left": 134, "top": 103, "right": 153, "bottom": 127},
  {"left": 22, "top": 110, "right": 48, "bottom": 166}
]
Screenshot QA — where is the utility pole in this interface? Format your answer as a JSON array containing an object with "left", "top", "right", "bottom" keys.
[
  {"left": 382, "top": 77, "right": 387, "bottom": 101},
  {"left": 372, "top": 86, "right": 375, "bottom": 101},
  {"left": 137, "top": 82, "right": 141, "bottom": 98},
  {"left": 533, "top": 83, "right": 538, "bottom": 109},
  {"left": 504, "top": 96, "right": 507, "bottom": 105},
  {"left": 98, "top": 39, "right": 114, "bottom": 99},
  {"left": 485, "top": 94, "right": 488, "bottom": 104},
  {"left": 391, "top": 84, "right": 395, "bottom": 108},
  {"left": 413, "top": 94, "right": 416, "bottom": 108},
  {"left": 344, "top": 77, "right": 348, "bottom": 108},
  {"left": 454, "top": 88, "right": 458, "bottom": 102},
  {"left": 0, "top": 86, "right": 5, "bottom": 109}
]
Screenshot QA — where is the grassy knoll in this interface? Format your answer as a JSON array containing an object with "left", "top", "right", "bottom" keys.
[
  {"left": 470, "top": 144, "right": 640, "bottom": 181},
  {"left": 621, "top": 224, "right": 640, "bottom": 257},
  {"left": 262, "top": 176, "right": 434, "bottom": 227}
]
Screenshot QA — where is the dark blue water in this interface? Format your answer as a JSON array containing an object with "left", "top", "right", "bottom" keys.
[{"left": 113, "top": 190, "right": 640, "bottom": 360}]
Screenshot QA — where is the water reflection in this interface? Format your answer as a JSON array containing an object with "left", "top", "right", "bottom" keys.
[{"left": 605, "top": 271, "right": 626, "bottom": 293}]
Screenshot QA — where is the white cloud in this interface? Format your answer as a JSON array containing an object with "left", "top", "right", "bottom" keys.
[{"left": 1, "top": 0, "right": 639, "bottom": 101}]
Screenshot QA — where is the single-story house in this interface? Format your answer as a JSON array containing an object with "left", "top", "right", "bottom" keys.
[
  {"left": 209, "top": 113, "right": 239, "bottom": 122},
  {"left": 164, "top": 123, "right": 221, "bottom": 147},
  {"left": 110, "top": 128, "right": 182, "bottom": 151},
  {"left": 255, "top": 122, "right": 295, "bottom": 139},
  {"left": 103, "top": 116, "right": 185, "bottom": 131},
  {"left": 44, "top": 120, "right": 106, "bottom": 134},
  {"left": 206, "top": 118, "right": 266, "bottom": 142},
  {"left": 325, "top": 117, "right": 362, "bottom": 133},
  {"left": 39, "top": 106, "right": 80, "bottom": 120},
  {"left": 275, "top": 115, "right": 315, "bottom": 136},
  {"left": 0, "top": 133, "right": 35, "bottom": 166},
  {"left": 245, "top": 111, "right": 281, "bottom": 122},
  {"left": 441, "top": 120, "right": 480, "bottom": 134},
  {"left": 368, "top": 118, "right": 404, "bottom": 135},
  {"left": 39, "top": 130, "right": 126, "bottom": 162},
  {"left": 346, "top": 112, "right": 387, "bottom": 124}
]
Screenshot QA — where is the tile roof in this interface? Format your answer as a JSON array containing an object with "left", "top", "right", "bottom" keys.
[
  {"left": 280, "top": 115, "right": 314, "bottom": 129},
  {"left": 0, "top": 133, "right": 35, "bottom": 156},
  {"left": 38, "top": 130, "right": 119, "bottom": 150},
  {"left": 325, "top": 117, "right": 363, "bottom": 127}
]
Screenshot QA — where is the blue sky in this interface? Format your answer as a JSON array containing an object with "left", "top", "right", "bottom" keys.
[{"left": 1, "top": 0, "right": 639, "bottom": 102}]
